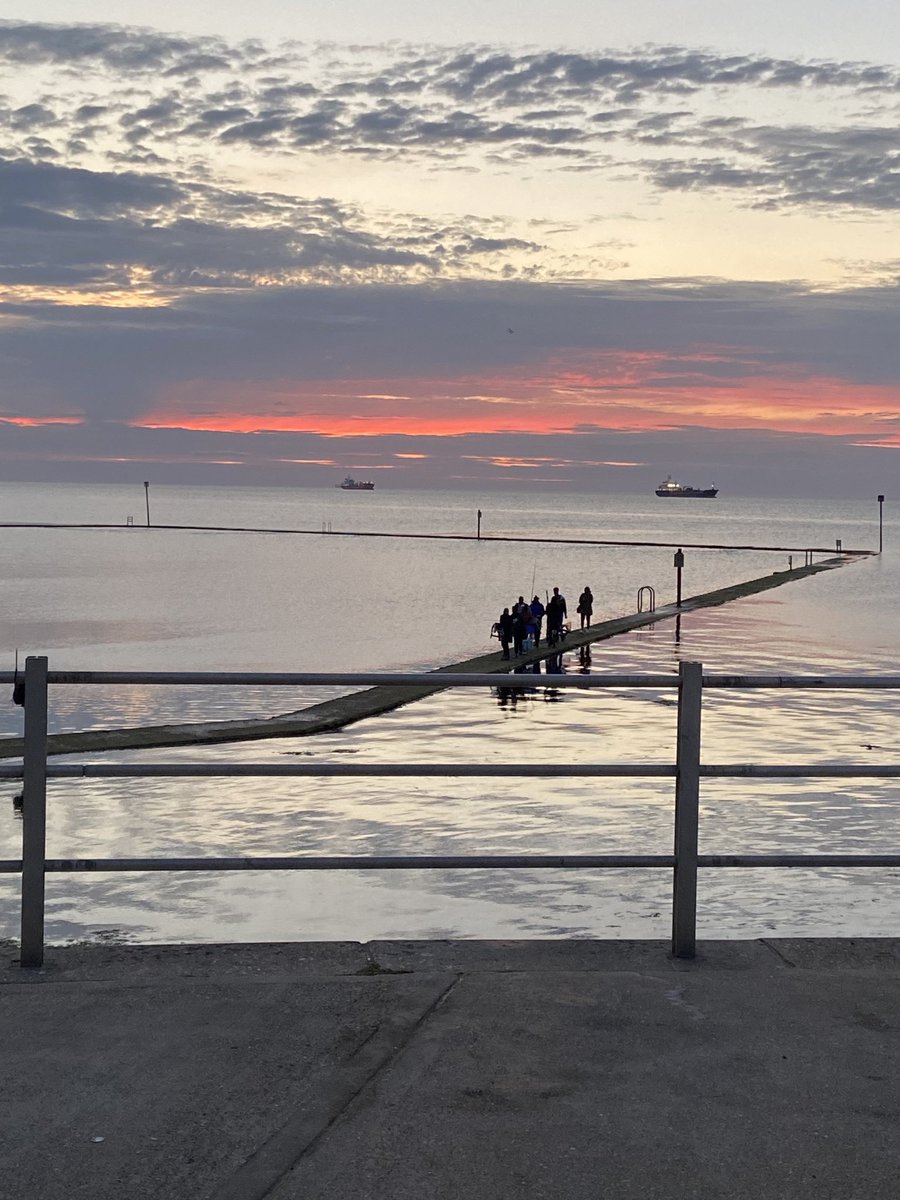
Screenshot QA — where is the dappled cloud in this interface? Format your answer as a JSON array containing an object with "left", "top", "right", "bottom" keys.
[{"left": 0, "top": 19, "right": 898, "bottom": 491}]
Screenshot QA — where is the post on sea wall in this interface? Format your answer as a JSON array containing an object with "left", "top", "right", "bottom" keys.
[
  {"left": 20, "top": 656, "right": 49, "bottom": 968},
  {"left": 672, "top": 660, "right": 702, "bottom": 959},
  {"left": 674, "top": 548, "right": 684, "bottom": 608}
]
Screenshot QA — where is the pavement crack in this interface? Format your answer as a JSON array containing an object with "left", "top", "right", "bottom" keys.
[
  {"left": 760, "top": 939, "right": 797, "bottom": 968},
  {"left": 347, "top": 1022, "right": 381, "bottom": 1058},
  {"left": 209, "top": 973, "right": 460, "bottom": 1200}
]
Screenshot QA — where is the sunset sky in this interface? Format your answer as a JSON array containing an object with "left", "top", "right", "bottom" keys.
[{"left": 1, "top": 1, "right": 898, "bottom": 495}]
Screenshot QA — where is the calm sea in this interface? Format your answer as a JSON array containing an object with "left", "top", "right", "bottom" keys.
[{"left": 1, "top": 481, "right": 897, "bottom": 944}]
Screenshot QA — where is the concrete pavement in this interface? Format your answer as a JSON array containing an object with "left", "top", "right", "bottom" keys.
[{"left": 3, "top": 938, "right": 899, "bottom": 1199}]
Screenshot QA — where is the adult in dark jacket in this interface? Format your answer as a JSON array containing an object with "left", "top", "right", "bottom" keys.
[
  {"left": 529, "top": 596, "right": 545, "bottom": 646},
  {"left": 497, "top": 607, "right": 514, "bottom": 659},
  {"left": 512, "top": 607, "right": 528, "bottom": 656},
  {"left": 546, "top": 591, "right": 564, "bottom": 645},
  {"left": 577, "top": 586, "right": 593, "bottom": 629}
]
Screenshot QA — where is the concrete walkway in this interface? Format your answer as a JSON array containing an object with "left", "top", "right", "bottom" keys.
[{"left": 3, "top": 937, "right": 898, "bottom": 1199}]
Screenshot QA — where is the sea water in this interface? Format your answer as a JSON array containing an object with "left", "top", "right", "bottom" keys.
[{"left": 0, "top": 482, "right": 897, "bottom": 943}]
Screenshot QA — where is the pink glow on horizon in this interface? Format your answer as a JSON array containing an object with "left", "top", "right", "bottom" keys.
[
  {"left": 0, "top": 415, "right": 82, "bottom": 427},
  {"left": 132, "top": 351, "right": 900, "bottom": 440}
]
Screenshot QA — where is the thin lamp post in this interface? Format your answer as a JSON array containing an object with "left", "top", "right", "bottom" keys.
[
  {"left": 878, "top": 494, "right": 884, "bottom": 554},
  {"left": 144, "top": 481, "right": 151, "bottom": 528}
]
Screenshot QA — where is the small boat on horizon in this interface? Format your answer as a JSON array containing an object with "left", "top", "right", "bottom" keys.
[
  {"left": 655, "top": 476, "right": 718, "bottom": 499},
  {"left": 337, "top": 476, "right": 375, "bottom": 490}
]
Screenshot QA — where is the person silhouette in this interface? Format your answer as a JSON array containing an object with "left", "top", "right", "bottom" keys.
[
  {"left": 496, "top": 607, "right": 514, "bottom": 659},
  {"left": 577, "top": 586, "right": 593, "bottom": 629},
  {"left": 546, "top": 587, "right": 567, "bottom": 645}
]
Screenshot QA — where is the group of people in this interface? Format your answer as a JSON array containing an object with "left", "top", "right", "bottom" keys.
[{"left": 493, "top": 586, "right": 594, "bottom": 659}]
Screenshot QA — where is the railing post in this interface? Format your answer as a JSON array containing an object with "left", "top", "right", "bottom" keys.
[
  {"left": 672, "top": 660, "right": 702, "bottom": 959},
  {"left": 20, "top": 655, "right": 49, "bottom": 968}
]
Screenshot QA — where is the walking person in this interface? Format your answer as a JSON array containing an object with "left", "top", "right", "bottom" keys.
[
  {"left": 577, "top": 586, "right": 593, "bottom": 630},
  {"left": 545, "top": 589, "right": 563, "bottom": 646},
  {"left": 497, "top": 607, "right": 514, "bottom": 660}
]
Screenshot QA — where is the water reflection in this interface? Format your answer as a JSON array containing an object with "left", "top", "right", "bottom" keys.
[
  {"left": 1, "top": 486, "right": 899, "bottom": 944},
  {"left": 494, "top": 655, "right": 569, "bottom": 709},
  {"left": 545, "top": 652, "right": 565, "bottom": 675}
]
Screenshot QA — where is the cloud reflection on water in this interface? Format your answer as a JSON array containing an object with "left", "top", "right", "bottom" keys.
[{"left": 1, "top": 488, "right": 898, "bottom": 943}]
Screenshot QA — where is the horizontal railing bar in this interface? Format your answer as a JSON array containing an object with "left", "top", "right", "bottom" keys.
[
  {"left": 3, "top": 859, "right": 897, "bottom": 878},
  {"left": 27, "top": 763, "right": 674, "bottom": 780},
  {"left": 702, "top": 675, "right": 900, "bottom": 689},
  {"left": 0, "top": 670, "right": 679, "bottom": 688},
  {"left": 698, "top": 854, "right": 900, "bottom": 867},
  {"left": 5, "top": 855, "right": 896, "bottom": 875},
  {"left": 38, "top": 854, "right": 675, "bottom": 872},
  {"left": 9, "top": 670, "right": 900, "bottom": 690},
  {"left": 700, "top": 764, "right": 900, "bottom": 777},
  {"left": 2, "top": 762, "right": 898, "bottom": 781},
  {"left": 4, "top": 671, "right": 900, "bottom": 688}
]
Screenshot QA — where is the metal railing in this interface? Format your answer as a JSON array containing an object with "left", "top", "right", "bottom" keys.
[{"left": 3, "top": 657, "right": 900, "bottom": 968}]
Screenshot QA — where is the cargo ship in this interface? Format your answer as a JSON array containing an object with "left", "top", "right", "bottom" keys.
[
  {"left": 655, "top": 476, "right": 718, "bottom": 498},
  {"left": 337, "top": 476, "right": 375, "bottom": 490}
]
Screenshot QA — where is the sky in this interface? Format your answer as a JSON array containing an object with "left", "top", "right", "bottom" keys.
[{"left": 0, "top": 2, "right": 898, "bottom": 496}]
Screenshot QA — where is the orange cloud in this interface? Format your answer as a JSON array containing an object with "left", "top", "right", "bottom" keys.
[
  {"left": 0, "top": 415, "right": 83, "bottom": 426},
  {"left": 133, "top": 349, "right": 900, "bottom": 440},
  {"left": 274, "top": 457, "right": 339, "bottom": 465}
]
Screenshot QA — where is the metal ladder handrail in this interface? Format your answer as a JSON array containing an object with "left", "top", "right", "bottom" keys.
[{"left": 637, "top": 585, "right": 656, "bottom": 613}]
